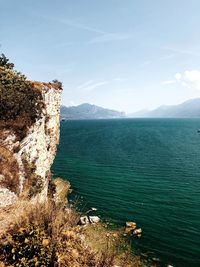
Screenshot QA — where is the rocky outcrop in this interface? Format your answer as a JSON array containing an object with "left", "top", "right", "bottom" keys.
[{"left": 0, "top": 82, "right": 62, "bottom": 206}]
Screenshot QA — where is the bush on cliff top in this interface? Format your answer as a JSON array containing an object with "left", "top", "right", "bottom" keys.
[{"left": 0, "top": 54, "right": 42, "bottom": 124}]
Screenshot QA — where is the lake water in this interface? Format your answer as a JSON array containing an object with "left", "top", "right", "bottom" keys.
[{"left": 52, "top": 118, "right": 200, "bottom": 267}]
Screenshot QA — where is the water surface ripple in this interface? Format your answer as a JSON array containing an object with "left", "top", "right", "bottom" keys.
[{"left": 52, "top": 119, "right": 200, "bottom": 267}]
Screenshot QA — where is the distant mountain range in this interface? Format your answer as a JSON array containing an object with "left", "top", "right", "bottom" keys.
[
  {"left": 61, "top": 103, "right": 125, "bottom": 120},
  {"left": 128, "top": 98, "right": 200, "bottom": 118},
  {"left": 61, "top": 99, "right": 200, "bottom": 120}
]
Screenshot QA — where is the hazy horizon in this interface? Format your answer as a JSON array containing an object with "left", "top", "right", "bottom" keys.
[
  {"left": 62, "top": 97, "right": 200, "bottom": 115},
  {"left": 1, "top": 0, "right": 200, "bottom": 113}
]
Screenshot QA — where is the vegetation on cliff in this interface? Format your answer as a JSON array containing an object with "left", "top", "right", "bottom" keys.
[
  {"left": 0, "top": 54, "right": 42, "bottom": 130},
  {"left": 0, "top": 177, "right": 144, "bottom": 266},
  {"left": 0, "top": 196, "right": 141, "bottom": 267}
]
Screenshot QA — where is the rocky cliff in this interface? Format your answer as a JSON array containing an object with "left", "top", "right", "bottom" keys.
[{"left": 0, "top": 82, "right": 62, "bottom": 206}]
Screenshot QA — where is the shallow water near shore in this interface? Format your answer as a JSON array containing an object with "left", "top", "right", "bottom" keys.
[{"left": 52, "top": 118, "right": 200, "bottom": 267}]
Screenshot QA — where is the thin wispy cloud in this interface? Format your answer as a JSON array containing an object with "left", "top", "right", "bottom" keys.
[
  {"left": 83, "top": 81, "right": 109, "bottom": 92},
  {"left": 159, "top": 54, "right": 175, "bottom": 61},
  {"left": 142, "top": 53, "right": 175, "bottom": 67},
  {"left": 39, "top": 14, "right": 132, "bottom": 45},
  {"left": 77, "top": 80, "right": 109, "bottom": 92},
  {"left": 53, "top": 41, "right": 76, "bottom": 48},
  {"left": 161, "top": 80, "right": 176, "bottom": 85},
  {"left": 77, "top": 80, "right": 94, "bottom": 89},
  {"left": 162, "top": 72, "right": 182, "bottom": 86},
  {"left": 58, "top": 18, "right": 107, "bottom": 34},
  {"left": 113, "top": 77, "right": 126, "bottom": 82},
  {"left": 163, "top": 47, "right": 200, "bottom": 57},
  {"left": 89, "top": 32, "right": 133, "bottom": 44},
  {"left": 77, "top": 77, "right": 125, "bottom": 92},
  {"left": 39, "top": 14, "right": 107, "bottom": 35}
]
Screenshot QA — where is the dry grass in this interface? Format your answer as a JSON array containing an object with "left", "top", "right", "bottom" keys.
[
  {"left": 0, "top": 146, "right": 19, "bottom": 194},
  {"left": 0, "top": 200, "right": 89, "bottom": 266},
  {"left": 0, "top": 114, "right": 34, "bottom": 140},
  {"left": 31, "top": 81, "right": 62, "bottom": 91},
  {"left": 84, "top": 223, "right": 142, "bottom": 267},
  {"left": 0, "top": 199, "right": 145, "bottom": 267}
]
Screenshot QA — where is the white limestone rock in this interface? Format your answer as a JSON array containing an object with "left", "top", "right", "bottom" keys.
[
  {"left": 0, "top": 83, "right": 62, "bottom": 206},
  {"left": 0, "top": 188, "right": 18, "bottom": 207}
]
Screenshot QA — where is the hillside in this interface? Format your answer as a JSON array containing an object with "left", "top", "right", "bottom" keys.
[
  {"left": 61, "top": 103, "right": 125, "bottom": 120},
  {"left": 129, "top": 98, "right": 200, "bottom": 118}
]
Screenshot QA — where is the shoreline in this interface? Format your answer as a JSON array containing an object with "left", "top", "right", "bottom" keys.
[{"left": 68, "top": 188, "right": 171, "bottom": 267}]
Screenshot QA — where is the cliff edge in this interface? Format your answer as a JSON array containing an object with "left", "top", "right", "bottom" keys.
[{"left": 0, "top": 80, "right": 62, "bottom": 206}]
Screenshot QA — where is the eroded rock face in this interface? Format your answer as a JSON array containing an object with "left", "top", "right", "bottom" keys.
[{"left": 0, "top": 83, "right": 62, "bottom": 206}]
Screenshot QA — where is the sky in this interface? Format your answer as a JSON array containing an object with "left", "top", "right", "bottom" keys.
[{"left": 1, "top": 0, "right": 200, "bottom": 113}]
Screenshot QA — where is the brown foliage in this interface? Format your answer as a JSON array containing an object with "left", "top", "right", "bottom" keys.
[
  {"left": 0, "top": 200, "right": 142, "bottom": 267},
  {"left": 0, "top": 146, "right": 19, "bottom": 194}
]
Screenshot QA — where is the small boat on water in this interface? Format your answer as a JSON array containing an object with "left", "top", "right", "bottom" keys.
[{"left": 197, "top": 129, "right": 200, "bottom": 133}]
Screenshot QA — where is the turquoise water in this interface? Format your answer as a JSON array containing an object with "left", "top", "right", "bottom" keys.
[{"left": 52, "top": 119, "right": 200, "bottom": 267}]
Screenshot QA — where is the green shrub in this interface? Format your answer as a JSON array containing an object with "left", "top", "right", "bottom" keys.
[
  {"left": 0, "top": 53, "right": 14, "bottom": 69},
  {"left": 0, "top": 54, "right": 42, "bottom": 124}
]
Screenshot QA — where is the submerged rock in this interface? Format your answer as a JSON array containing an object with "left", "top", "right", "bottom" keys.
[{"left": 152, "top": 257, "right": 160, "bottom": 262}]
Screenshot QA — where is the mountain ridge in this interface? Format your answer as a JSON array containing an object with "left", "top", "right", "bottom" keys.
[
  {"left": 61, "top": 103, "right": 125, "bottom": 120},
  {"left": 128, "top": 98, "right": 200, "bottom": 118},
  {"left": 61, "top": 98, "right": 200, "bottom": 120}
]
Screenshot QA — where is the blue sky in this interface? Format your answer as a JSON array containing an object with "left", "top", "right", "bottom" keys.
[{"left": 1, "top": 0, "right": 200, "bottom": 113}]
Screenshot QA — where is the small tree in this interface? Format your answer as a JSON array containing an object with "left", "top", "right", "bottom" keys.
[
  {"left": 52, "top": 79, "right": 62, "bottom": 89},
  {"left": 0, "top": 53, "right": 14, "bottom": 69},
  {"left": 0, "top": 54, "right": 42, "bottom": 124}
]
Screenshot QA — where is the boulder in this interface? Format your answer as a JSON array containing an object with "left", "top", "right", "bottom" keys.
[
  {"left": 79, "top": 215, "right": 100, "bottom": 225},
  {"left": 80, "top": 216, "right": 89, "bottom": 225},
  {"left": 133, "top": 228, "right": 142, "bottom": 235},
  {"left": 89, "top": 216, "right": 100, "bottom": 224},
  {"left": 125, "top": 221, "right": 137, "bottom": 234},
  {"left": 125, "top": 221, "right": 137, "bottom": 228}
]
